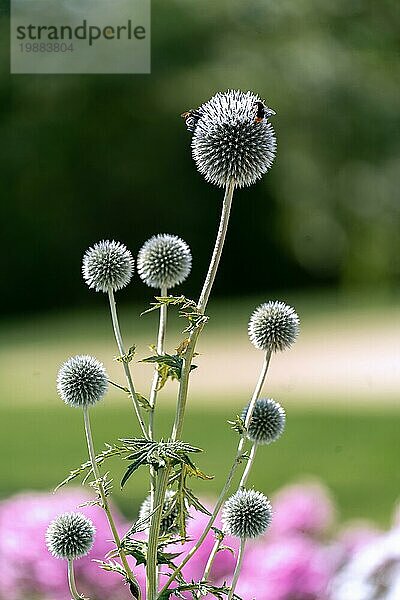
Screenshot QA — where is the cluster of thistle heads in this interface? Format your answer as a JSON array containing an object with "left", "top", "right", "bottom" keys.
[
  {"left": 221, "top": 301, "right": 299, "bottom": 541},
  {"left": 48, "top": 89, "right": 296, "bottom": 560}
]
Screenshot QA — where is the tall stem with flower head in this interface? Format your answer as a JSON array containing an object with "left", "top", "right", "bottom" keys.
[
  {"left": 108, "top": 289, "right": 148, "bottom": 439},
  {"left": 83, "top": 406, "right": 137, "bottom": 590},
  {"left": 146, "top": 179, "right": 235, "bottom": 600},
  {"left": 227, "top": 538, "right": 245, "bottom": 600},
  {"left": 158, "top": 350, "right": 271, "bottom": 596},
  {"left": 171, "top": 177, "right": 235, "bottom": 440},
  {"left": 155, "top": 89, "right": 278, "bottom": 599},
  {"left": 82, "top": 240, "right": 147, "bottom": 438},
  {"left": 68, "top": 560, "right": 82, "bottom": 600}
]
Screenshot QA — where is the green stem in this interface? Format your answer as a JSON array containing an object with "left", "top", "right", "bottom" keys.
[
  {"left": 148, "top": 285, "right": 168, "bottom": 441},
  {"left": 146, "top": 467, "right": 169, "bottom": 600},
  {"left": 158, "top": 350, "right": 271, "bottom": 597},
  {"left": 68, "top": 559, "right": 81, "bottom": 600},
  {"left": 150, "top": 179, "right": 235, "bottom": 599},
  {"left": 83, "top": 407, "right": 139, "bottom": 597},
  {"left": 171, "top": 178, "right": 235, "bottom": 442},
  {"left": 203, "top": 536, "right": 222, "bottom": 583},
  {"left": 108, "top": 289, "right": 148, "bottom": 439},
  {"left": 227, "top": 538, "right": 245, "bottom": 600},
  {"left": 148, "top": 286, "right": 168, "bottom": 592},
  {"left": 239, "top": 443, "right": 257, "bottom": 488}
]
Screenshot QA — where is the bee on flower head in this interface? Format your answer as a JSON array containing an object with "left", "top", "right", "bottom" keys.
[
  {"left": 254, "top": 101, "right": 276, "bottom": 123},
  {"left": 180, "top": 108, "right": 203, "bottom": 133}
]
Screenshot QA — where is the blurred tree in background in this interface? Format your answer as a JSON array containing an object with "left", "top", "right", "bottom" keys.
[{"left": 0, "top": 0, "right": 399, "bottom": 315}]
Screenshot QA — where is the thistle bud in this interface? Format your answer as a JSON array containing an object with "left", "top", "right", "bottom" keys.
[
  {"left": 242, "top": 398, "right": 286, "bottom": 445},
  {"left": 222, "top": 489, "right": 272, "bottom": 539},
  {"left": 57, "top": 355, "right": 108, "bottom": 408},
  {"left": 82, "top": 240, "right": 134, "bottom": 293},
  {"left": 46, "top": 512, "right": 95, "bottom": 560},
  {"left": 137, "top": 234, "right": 192, "bottom": 289},
  {"left": 248, "top": 301, "right": 300, "bottom": 352}
]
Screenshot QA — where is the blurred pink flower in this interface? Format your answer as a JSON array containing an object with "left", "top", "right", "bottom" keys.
[
  {"left": 233, "top": 535, "right": 335, "bottom": 600},
  {"left": 336, "top": 521, "right": 382, "bottom": 558},
  {"left": 0, "top": 488, "right": 134, "bottom": 600},
  {"left": 269, "top": 481, "right": 336, "bottom": 539}
]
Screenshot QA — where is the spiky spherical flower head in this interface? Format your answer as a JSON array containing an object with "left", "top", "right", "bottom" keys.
[
  {"left": 82, "top": 240, "right": 134, "bottom": 293},
  {"left": 248, "top": 300, "right": 300, "bottom": 353},
  {"left": 222, "top": 489, "right": 272, "bottom": 539},
  {"left": 242, "top": 398, "right": 286, "bottom": 445},
  {"left": 189, "top": 90, "right": 276, "bottom": 188},
  {"left": 57, "top": 355, "right": 108, "bottom": 408},
  {"left": 138, "top": 490, "right": 181, "bottom": 536},
  {"left": 46, "top": 512, "right": 95, "bottom": 560},
  {"left": 137, "top": 234, "right": 192, "bottom": 289}
]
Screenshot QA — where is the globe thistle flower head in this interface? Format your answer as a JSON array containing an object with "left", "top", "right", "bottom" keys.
[
  {"left": 137, "top": 234, "right": 192, "bottom": 289},
  {"left": 222, "top": 489, "right": 272, "bottom": 539},
  {"left": 82, "top": 240, "right": 134, "bottom": 293},
  {"left": 138, "top": 490, "right": 181, "bottom": 536},
  {"left": 46, "top": 512, "right": 95, "bottom": 560},
  {"left": 248, "top": 300, "right": 300, "bottom": 352},
  {"left": 57, "top": 355, "right": 108, "bottom": 408},
  {"left": 242, "top": 397, "right": 286, "bottom": 445},
  {"left": 189, "top": 89, "right": 276, "bottom": 188}
]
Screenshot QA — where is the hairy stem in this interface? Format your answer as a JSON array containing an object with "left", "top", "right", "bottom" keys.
[
  {"left": 227, "top": 538, "right": 246, "bottom": 600},
  {"left": 158, "top": 350, "right": 271, "bottom": 596},
  {"left": 68, "top": 560, "right": 81, "bottom": 600},
  {"left": 239, "top": 443, "right": 257, "bottom": 488},
  {"left": 83, "top": 407, "right": 139, "bottom": 596},
  {"left": 146, "top": 467, "right": 169, "bottom": 600},
  {"left": 108, "top": 289, "right": 148, "bottom": 439}
]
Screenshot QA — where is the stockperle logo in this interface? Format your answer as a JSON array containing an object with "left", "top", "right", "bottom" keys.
[{"left": 11, "top": 0, "right": 151, "bottom": 74}]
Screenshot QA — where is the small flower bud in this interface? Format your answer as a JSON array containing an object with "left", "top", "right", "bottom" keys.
[
  {"left": 57, "top": 355, "right": 108, "bottom": 408},
  {"left": 46, "top": 512, "right": 95, "bottom": 560},
  {"left": 242, "top": 398, "right": 286, "bottom": 445},
  {"left": 188, "top": 90, "right": 276, "bottom": 188},
  {"left": 138, "top": 490, "right": 181, "bottom": 536},
  {"left": 82, "top": 240, "right": 134, "bottom": 293},
  {"left": 222, "top": 489, "right": 272, "bottom": 539},
  {"left": 248, "top": 300, "right": 300, "bottom": 352},
  {"left": 137, "top": 234, "right": 192, "bottom": 289}
]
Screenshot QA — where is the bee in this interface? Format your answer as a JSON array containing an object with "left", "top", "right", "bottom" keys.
[
  {"left": 254, "top": 101, "right": 276, "bottom": 123},
  {"left": 180, "top": 108, "right": 202, "bottom": 133}
]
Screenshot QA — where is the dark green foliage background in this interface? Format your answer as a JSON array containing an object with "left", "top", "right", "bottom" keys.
[{"left": 0, "top": 0, "right": 399, "bottom": 314}]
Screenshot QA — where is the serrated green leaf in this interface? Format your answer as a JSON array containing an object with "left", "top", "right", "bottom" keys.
[{"left": 115, "top": 345, "right": 137, "bottom": 364}]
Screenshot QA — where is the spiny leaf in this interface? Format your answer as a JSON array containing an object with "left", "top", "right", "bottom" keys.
[
  {"left": 228, "top": 415, "right": 246, "bottom": 435},
  {"left": 141, "top": 353, "right": 197, "bottom": 390},
  {"left": 142, "top": 295, "right": 209, "bottom": 334},
  {"left": 93, "top": 559, "right": 126, "bottom": 577},
  {"left": 186, "top": 490, "right": 212, "bottom": 516},
  {"left": 115, "top": 345, "right": 136, "bottom": 364},
  {"left": 158, "top": 581, "right": 242, "bottom": 599},
  {"left": 55, "top": 444, "right": 128, "bottom": 491},
  {"left": 119, "top": 440, "right": 203, "bottom": 488},
  {"left": 141, "top": 295, "right": 197, "bottom": 315}
]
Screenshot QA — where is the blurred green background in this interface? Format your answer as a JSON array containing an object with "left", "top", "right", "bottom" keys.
[{"left": 0, "top": 0, "right": 399, "bottom": 526}]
